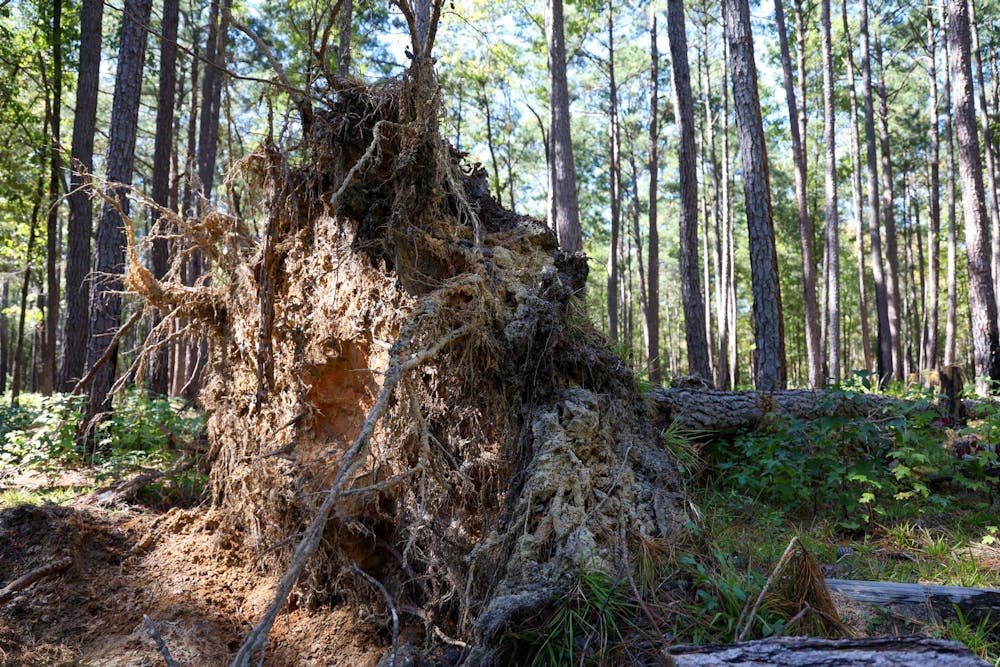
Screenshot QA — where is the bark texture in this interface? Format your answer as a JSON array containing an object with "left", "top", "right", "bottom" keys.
[
  {"left": 724, "top": 0, "right": 786, "bottom": 391},
  {"left": 546, "top": 0, "right": 582, "bottom": 253},
  {"left": 948, "top": 0, "right": 1000, "bottom": 392},
  {"left": 85, "top": 0, "right": 153, "bottom": 422},
  {"left": 60, "top": 0, "right": 103, "bottom": 391},
  {"left": 667, "top": 0, "right": 710, "bottom": 380},
  {"left": 670, "top": 637, "right": 988, "bottom": 666}
]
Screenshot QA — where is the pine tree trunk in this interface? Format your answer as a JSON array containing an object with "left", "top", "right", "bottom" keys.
[
  {"left": 668, "top": 0, "right": 711, "bottom": 380},
  {"left": 647, "top": 12, "right": 661, "bottom": 385},
  {"left": 876, "top": 41, "right": 905, "bottom": 382},
  {"left": 842, "top": 0, "right": 873, "bottom": 373},
  {"left": 703, "top": 10, "right": 729, "bottom": 390},
  {"left": 0, "top": 281, "right": 8, "bottom": 394},
  {"left": 85, "top": 0, "right": 153, "bottom": 427},
  {"left": 42, "top": 0, "right": 62, "bottom": 396},
  {"left": 725, "top": 0, "right": 786, "bottom": 390},
  {"left": 721, "top": 14, "right": 738, "bottom": 388},
  {"left": 337, "top": 0, "right": 352, "bottom": 76},
  {"left": 12, "top": 173, "right": 44, "bottom": 405},
  {"left": 149, "top": 0, "right": 180, "bottom": 397},
  {"left": 943, "top": 0, "right": 959, "bottom": 369},
  {"left": 821, "top": 0, "right": 840, "bottom": 383},
  {"left": 546, "top": 0, "right": 582, "bottom": 253},
  {"left": 775, "top": 0, "right": 821, "bottom": 388},
  {"left": 947, "top": 0, "right": 1000, "bottom": 393},
  {"left": 968, "top": 0, "right": 1000, "bottom": 302},
  {"left": 60, "top": 0, "right": 103, "bottom": 391},
  {"left": 925, "top": 2, "right": 941, "bottom": 377},
  {"left": 860, "top": 0, "right": 894, "bottom": 385},
  {"left": 607, "top": 1, "right": 620, "bottom": 346}
]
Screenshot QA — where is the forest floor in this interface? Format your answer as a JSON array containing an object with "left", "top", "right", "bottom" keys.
[{"left": 0, "top": 469, "right": 389, "bottom": 666}]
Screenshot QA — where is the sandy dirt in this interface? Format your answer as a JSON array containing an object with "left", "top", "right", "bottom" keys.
[{"left": 0, "top": 495, "right": 389, "bottom": 666}]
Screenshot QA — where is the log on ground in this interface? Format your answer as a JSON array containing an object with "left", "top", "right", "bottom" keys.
[{"left": 668, "top": 636, "right": 989, "bottom": 666}]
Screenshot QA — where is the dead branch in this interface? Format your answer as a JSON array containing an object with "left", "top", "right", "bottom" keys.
[
  {"left": 71, "top": 309, "right": 144, "bottom": 396},
  {"left": 736, "top": 536, "right": 800, "bottom": 641},
  {"left": 143, "top": 615, "right": 182, "bottom": 667},
  {"left": 0, "top": 558, "right": 72, "bottom": 605}
]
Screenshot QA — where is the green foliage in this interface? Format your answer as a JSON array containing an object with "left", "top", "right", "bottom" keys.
[
  {"left": 708, "top": 390, "right": 997, "bottom": 531},
  {"left": 933, "top": 609, "right": 1000, "bottom": 665},
  {"left": 505, "top": 569, "right": 639, "bottom": 666},
  {"left": 1, "top": 391, "right": 205, "bottom": 505}
]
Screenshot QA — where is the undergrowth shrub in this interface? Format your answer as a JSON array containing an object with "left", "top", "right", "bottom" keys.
[
  {"left": 706, "top": 388, "right": 999, "bottom": 530},
  {"left": 1, "top": 390, "right": 205, "bottom": 503}
]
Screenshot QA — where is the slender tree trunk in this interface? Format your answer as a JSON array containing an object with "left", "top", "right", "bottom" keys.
[
  {"left": 842, "top": 0, "right": 873, "bottom": 372},
  {"left": 875, "top": 41, "right": 905, "bottom": 381},
  {"left": 149, "top": 0, "right": 180, "bottom": 396},
  {"left": 607, "top": 1, "right": 620, "bottom": 346},
  {"left": 338, "top": 0, "right": 353, "bottom": 76},
  {"left": 647, "top": 10, "right": 661, "bottom": 385},
  {"left": 774, "top": 0, "right": 821, "bottom": 388},
  {"left": 667, "top": 0, "right": 711, "bottom": 380},
  {"left": 820, "top": 0, "right": 840, "bottom": 383},
  {"left": 12, "top": 171, "right": 45, "bottom": 405},
  {"left": 948, "top": 0, "right": 1000, "bottom": 393},
  {"left": 0, "top": 281, "right": 8, "bottom": 394},
  {"left": 699, "top": 107, "right": 715, "bottom": 378},
  {"left": 722, "top": 7, "right": 738, "bottom": 388},
  {"left": 967, "top": 0, "right": 1000, "bottom": 301},
  {"left": 703, "top": 10, "right": 729, "bottom": 389},
  {"left": 924, "top": 3, "right": 941, "bottom": 377},
  {"left": 42, "top": 0, "right": 62, "bottom": 396},
  {"left": 85, "top": 0, "right": 153, "bottom": 426},
  {"left": 725, "top": 0, "right": 786, "bottom": 390},
  {"left": 60, "top": 0, "right": 103, "bottom": 391},
  {"left": 860, "top": 0, "right": 894, "bottom": 384},
  {"left": 546, "top": 0, "right": 582, "bottom": 253},
  {"left": 943, "top": 0, "right": 959, "bottom": 369}
]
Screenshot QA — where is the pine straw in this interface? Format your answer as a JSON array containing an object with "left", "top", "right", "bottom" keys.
[{"left": 123, "top": 59, "right": 687, "bottom": 664}]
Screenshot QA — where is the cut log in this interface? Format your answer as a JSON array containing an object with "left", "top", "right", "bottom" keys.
[
  {"left": 668, "top": 636, "right": 989, "bottom": 666},
  {"left": 650, "top": 388, "right": 993, "bottom": 435},
  {"left": 825, "top": 578, "right": 1000, "bottom": 621}
]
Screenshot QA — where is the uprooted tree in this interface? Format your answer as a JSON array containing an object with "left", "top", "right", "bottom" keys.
[{"left": 120, "top": 10, "right": 687, "bottom": 665}]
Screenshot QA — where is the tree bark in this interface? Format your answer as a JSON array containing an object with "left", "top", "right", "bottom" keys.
[
  {"left": 668, "top": 0, "right": 711, "bottom": 380},
  {"left": 724, "top": 0, "right": 786, "bottom": 391},
  {"left": 546, "top": 0, "right": 581, "bottom": 253},
  {"left": 42, "top": 0, "right": 62, "bottom": 396},
  {"left": 820, "top": 0, "right": 839, "bottom": 383},
  {"left": 337, "top": 0, "right": 352, "bottom": 76},
  {"left": 775, "top": 0, "right": 821, "bottom": 389},
  {"left": 860, "top": 0, "right": 894, "bottom": 385},
  {"left": 150, "top": 0, "right": 181, "bottom": 396},
  {"left": 942, "top": 0, "right": 959, "bottom": 369},
  {"left": 842, "top": 0, "right": 873, "bottom": 373},
  {"left": 0, "top": 281, "right": 8, "bottom": 395},
  {"left": 60, "top": 0, "right": 103, "bottom": 392},
  {"left": 669, "top": 637, "right": 989, "bottom": 666},
  {"left": 924, "top": 3, "right": 941, "bottom": 377},
  {"left": 948, "top": 0, "right": 1000, "bottom": 393},
  {"left": 876, "top": 41, "right": 905, "bottom": 382},
  {"left": 85, "top": 0, "right": 153, "bottom": 427},
  {"left": 606, "top": 1, "right": 620, "bottom": 347},
  {"left": 967, "top": 0, "right": 1000, "bottom": 303},
  {"left": 647, "top": 9, "right": 660, "bottom": 385}
]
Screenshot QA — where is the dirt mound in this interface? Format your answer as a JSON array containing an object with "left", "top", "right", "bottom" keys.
[
  {"left": 123, "top": 58, "right": 687, "bottom": 663},
  {"left": 0, "top": 502, "right": 388, "bottom": 665}
]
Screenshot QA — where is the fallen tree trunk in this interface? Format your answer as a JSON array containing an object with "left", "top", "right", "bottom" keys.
[
  {"left": 825, "top": 578, "right": 1000, "bottom": 622},
  {"left": 668, "top": 636, "right": 989, "bottom": 666},
  {"left": 650, "top": 388, "right": 990, "bottom": 435}
]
